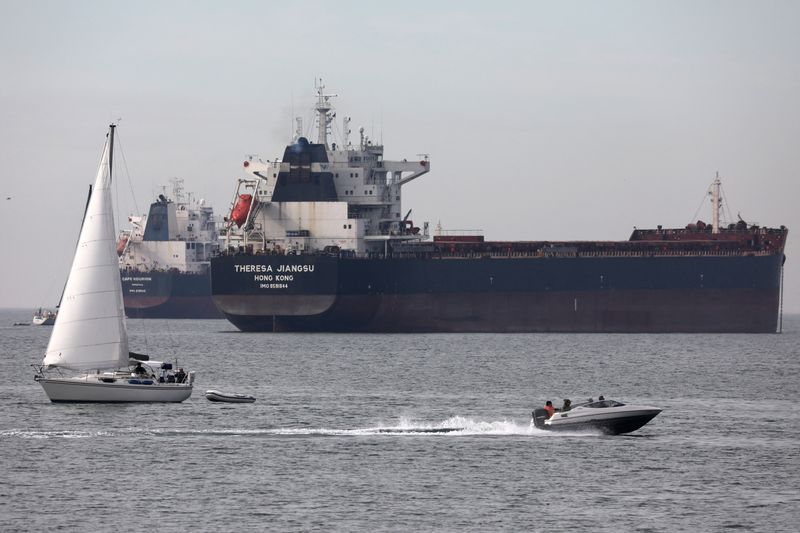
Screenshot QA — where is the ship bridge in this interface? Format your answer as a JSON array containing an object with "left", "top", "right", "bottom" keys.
[{"left": 224, "top": 81, "right": 430, "bottom": 257}]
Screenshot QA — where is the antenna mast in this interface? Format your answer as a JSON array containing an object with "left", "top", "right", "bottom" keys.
[
  {"left": 314, "top": 78, "right": 337, "bottom": 147},
  {"left": 709, "top": 172, "right": 722, "bottom": 234}
]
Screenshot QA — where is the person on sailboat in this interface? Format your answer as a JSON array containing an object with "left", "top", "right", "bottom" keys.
[
  {"left": 174, "top": 368, "right": 186, "bottom": 383},
  {"left": 133, "top": 362, "right": 148, "bottom": 377}
]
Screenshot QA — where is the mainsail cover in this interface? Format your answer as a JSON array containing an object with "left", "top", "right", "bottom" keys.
[{"left": 43, "top": 127, "right": 129, "bottom": 370}]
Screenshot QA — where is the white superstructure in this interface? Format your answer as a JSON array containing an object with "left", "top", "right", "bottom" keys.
[
  {"left": 224, "top": 81, "right": 431, "bottom": 256},
  {"left": 118, "top": 178, "right": 219, "bottom": 273}
]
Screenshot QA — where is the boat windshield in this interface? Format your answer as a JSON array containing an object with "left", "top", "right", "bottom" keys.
[{"left": 585, "top": 400, "right": 625, "bottom": 408}]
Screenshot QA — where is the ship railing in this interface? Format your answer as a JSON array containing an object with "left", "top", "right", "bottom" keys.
[
  {"left": 435, "top": 229, "right": 484, "bottom": 236},
  {"left": 213, "top": 246, "right": 780, "bottom": 260},
  {"left": 632, "top": 227, "right": 787, "bottom": 237},
  {"left": 573, "top": 249, "right": 777, "bottom": 258},
  {"left": 433, "top": 249, "right": 778, "bottom": 259}
]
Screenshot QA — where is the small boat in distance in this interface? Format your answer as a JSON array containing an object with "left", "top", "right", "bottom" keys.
[
  {"left": 205, "top": 390, "right": 256, "bottom": 403},
  {"left": 531, "top": 398, "right": 661, "bottom": 435},
  {"left": 32, "top": 308, "right": 57, "bottom": 326},
  {"left": 34, "top": 125, "right": 194, "bottom": 403}
]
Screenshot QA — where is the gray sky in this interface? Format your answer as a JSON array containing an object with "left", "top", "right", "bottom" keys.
[{"left": 2, "top": 0, "right": 799, "bottom": 313}]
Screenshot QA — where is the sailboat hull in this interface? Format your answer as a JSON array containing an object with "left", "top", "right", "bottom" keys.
[{"left": 38, "top": 377, "right": 192, "bottom": 403}]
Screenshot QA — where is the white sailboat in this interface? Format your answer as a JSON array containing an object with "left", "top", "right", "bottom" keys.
[
  {"left": 32, "top": 307, "right": 57, "bottom": 326},
  {"left": 34, "top": 125, "right": 194, "bottom": 402}
]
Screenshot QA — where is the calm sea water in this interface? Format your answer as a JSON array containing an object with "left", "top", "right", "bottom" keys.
[{"left": 1, "top": 308, "right": 798, "bottom": 532}]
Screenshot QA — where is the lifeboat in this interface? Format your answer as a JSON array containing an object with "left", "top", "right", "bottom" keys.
[
  {"left": 116, "top": 235, "right": 128, "bottom": 256},
  {"left": 230, "top": 194, "right": 254, "bottom": 228}
]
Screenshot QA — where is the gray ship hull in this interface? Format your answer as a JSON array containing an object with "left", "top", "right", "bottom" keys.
[{"left": 122, "top": 270, "right": 222, "bottom": 319}]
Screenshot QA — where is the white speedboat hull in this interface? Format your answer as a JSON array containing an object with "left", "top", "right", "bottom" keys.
[
  {"left": 205, "top": 390, "right": 255, "bottom": 403},
  {"left": 38, "top": 376, "right": 192, "bottom": 403}
]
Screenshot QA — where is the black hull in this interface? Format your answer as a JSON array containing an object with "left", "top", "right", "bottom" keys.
[
  {"left": 211, "top": 254, "right": 784, "bottom": 333},
  {"left": 122, "top": 270, "right": 222, "bottom": 319},
  {"left": 585, "top": 413, "right": 660, "bottom": 435}
]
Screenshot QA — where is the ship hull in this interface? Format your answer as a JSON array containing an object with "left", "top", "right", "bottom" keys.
[
  {"left": 211, "top": 254, "right": 784, "bottom": 333},
  {"left": 122, "top": 270, "right": 222, "bottom": 319}
]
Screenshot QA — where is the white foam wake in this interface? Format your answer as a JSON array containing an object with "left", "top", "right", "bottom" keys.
[
  {"left": 190, "top": 416, "right": 547, "bottom": 437},
  {"left": 4, "top": 417, "right": 580, "bottom": 439},
  {"left": 0, "top": 429, "right": 113, "bottom": 439}
]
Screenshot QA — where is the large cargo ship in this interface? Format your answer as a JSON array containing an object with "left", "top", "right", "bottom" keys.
[
  {"left": 119, "top": 179, "right": 222, "bottom": 318},
  {"left": 210, "top": 83, "right": 787, "bottom": 333}
]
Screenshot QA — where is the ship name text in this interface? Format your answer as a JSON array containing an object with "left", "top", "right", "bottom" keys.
[{"left": 234, "top": 264, "right": 315, "bottom": 273}]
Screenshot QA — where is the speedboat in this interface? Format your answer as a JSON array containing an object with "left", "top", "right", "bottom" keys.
[
  {"left": 205, "top": 390, "right": 256, "bottom": 403},
  {"left": 531, "top": 399, "right": 661, "bottom": 435}
]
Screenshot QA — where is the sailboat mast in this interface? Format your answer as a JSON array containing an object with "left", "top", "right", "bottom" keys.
[{"left": 108, "top": 124, "right": 115, "bottom": 184}]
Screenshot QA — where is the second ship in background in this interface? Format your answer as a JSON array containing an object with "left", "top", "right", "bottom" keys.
[{"left": 118, "top": 178, "right": 222, "bottom": 318}]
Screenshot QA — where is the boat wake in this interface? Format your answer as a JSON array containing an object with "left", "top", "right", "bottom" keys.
[
  {"left": 261, "top": 416, "right": 534, "bottom": 436},
  {"left": 1, "top": 429, "right": 114, "bottom": 439},
  {"left": 162, "top": 416, "right": 591, "bottom": 437},
  {"left": 2, "top": 417, "right": 601, "bottom": 440}
]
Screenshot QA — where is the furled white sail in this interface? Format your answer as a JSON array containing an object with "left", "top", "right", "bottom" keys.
[{"left": 43, "top": 126, "right": 129, "bottom": 370}]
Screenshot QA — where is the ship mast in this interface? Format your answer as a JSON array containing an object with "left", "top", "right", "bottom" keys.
[
  {"left": 709, "top": 172, "right": 722, "bottom": 234},
  {"left": 315, "top": 78, "right": 337, "bottom": 148},
  {"left": 170, "top": 177, "right": 185, "bottom": 204}
]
